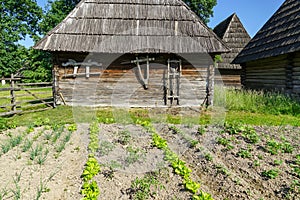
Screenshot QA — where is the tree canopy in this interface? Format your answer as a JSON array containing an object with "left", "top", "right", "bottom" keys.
[
  {"left": 184, "top": 0, "right": 217, "bottom": 24},
  {"left": 0, "top": 0, "right": 42, "bottom": 77}
]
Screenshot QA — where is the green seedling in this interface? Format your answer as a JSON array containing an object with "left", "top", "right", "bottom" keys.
[
  {"left": 193, "top": 191, "right": 214, "bottom": 200},
  {"left": 130, "top": 174, "right": 161, "bottom": 200},
  {"left": 10, "top": 135, "right": 23, "bottom": 148},
  {"left": 30, "top": 145, "right": 43, "bottom": 161},
  {"left": 171, "top": 159, "right": 192, "bottom": 177},
  {"left": 266, "top": 139, "right": 281, "bottom": 155},
  {"left": 204, "top": 153, "right": 213, "bottom": 162},
  {"left": 81, "top": 180, "right": 100, "bottom": 200},
  {"left": 21, "top": 139, "right": 33, "bottom": 152},
  {"left": 67, "top": 124, "right": 77, "bottom": 132},
  {"left": 216, "top": 164, "right": 230, "bottom": 176},
  {"left": 184, "top": 178, "right": 200, "bottom": 194},
  {"left": 152, "top": 133, "right": 167, "bottom": 149},
  {"left": 237, "top": 148, "right": 252, "bottom": 159},
  {"left": 81, "top": 157, "right": 101, "bottom": 182},
  {"left": 281, "top": 142, "right": 294, "bottom": 153},
  {"left": 273, "top": 159, "right": 283, "bottom": 166},
  {"left": 253, "top": 160, "right": 261, "bottom": 167},
  {"left": 1, "top": 142, "right": 11, "bottom": 154},
  {"left": 197, "top": 126, "right": 206, "bottom": 135},
  {"left": 262, "top": 168, "right": 279, "bottom": 179}
]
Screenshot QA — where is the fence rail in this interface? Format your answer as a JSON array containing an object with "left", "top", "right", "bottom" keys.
[{"left": 0, "top": 75, "right": 54, "bottom": 117}]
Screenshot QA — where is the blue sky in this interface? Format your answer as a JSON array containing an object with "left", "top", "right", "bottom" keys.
[{"left": 20, "top": 0, "right": 285, "bottom": 47}]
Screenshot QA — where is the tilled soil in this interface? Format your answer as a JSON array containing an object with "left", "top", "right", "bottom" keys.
[{"left": 0, "top": 123, "right": 299, "bottom": 200}]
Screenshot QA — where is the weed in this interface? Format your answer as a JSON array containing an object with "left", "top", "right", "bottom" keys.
[
  {"left": 125, "top": 146, "right": 145, "bottom": 165},
  {"left": 34, "top": 117, "right": 50, "bottom": 127},
  {"left": 130, "top": 174, "right": 161, "bottom": 200},
  {"left": 117, "top": 130, "right": 131, "bottom": 145},
  {"left": 98, "top": 141, "right": 115, "bottom": 156},
  {"left": 237, "top": 148, "right": 252, "bottom": 159},
  {"left": 262, "top": 168, "right": 279, "bottom": 179}
]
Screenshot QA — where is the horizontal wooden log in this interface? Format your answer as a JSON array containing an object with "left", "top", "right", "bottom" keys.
[
  {"left": 0, "top": 110, "right": 22, "bottom": 117},
  {"left": 17, "top": 82, "right": 52, "bottom": 86},
  {"left": 21, "top": 101, "right": 54, "bottom": 109}
]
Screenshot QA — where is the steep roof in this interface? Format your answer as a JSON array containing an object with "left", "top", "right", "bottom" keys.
[
  {"left": 233, "top": 0, "right": 300, "bottom": 64},
  {"left": 34, "top": 0, "right": 229, "bottom": 54},
  {"left": 213, "top": 13, "right": 251, "bottom": 69}
]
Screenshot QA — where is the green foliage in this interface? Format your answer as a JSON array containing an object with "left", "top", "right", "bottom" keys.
[
  {"left": 130, "top": 174, "right": 161, "bottom": 200},
  {"left": 193, "top": 191, "right": 214, "bottom": 200},
  {"left": 223, "top": 88, "right": 300, "bottom": 117},
  {"left": 117, "top": 130, "right": 131, "bottom": 145},
  {"left": 197, "top": 125, "right": 206, "bottom": 135},
  {"left": 262, "top": 169, "right": 279, "bottom": 179},
  {"left": 183, "top": 0, "right": 217, "bottom": 24},
  {"left": 204, "top": 153, "right": 213, "bottom": 161},
  {"left": 125, "top": 146, "right": 145, "bottom": 165},
  {"left": 184, "top": 178, "right": 200, "bottom": 194},
  {"left": 81, "top": 157, "right": 101, "bottom": 182},
  {"left": 0, "top": 0, "right": 42, "bottom": 76},
  {"left": 237, "top": 148, "right": 252, "bottom": 159},
  {"left": 266, "top": 139, "right": 282, "bottom": 155},
  {"left": 152, "top": 133, "right": 168, "bottom": 149},
  {"left": 98, "top": 141, "right": 115, "bottom": 156},
  {"left": 81, "top": 180, "right": 100, "bottom": 200},
  {"left": 88, "top": 122, "right": 100, "bottom": 153},
  {"left": 21, "top": 139, "right": 33, "bottom": 152},
  {"left": 67, "top": 124, "right": 77, "bottom": 132}
]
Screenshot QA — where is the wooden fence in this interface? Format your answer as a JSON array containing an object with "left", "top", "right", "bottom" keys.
[{"left": 0, "top": 75, "right": 54, "bottom": 117}]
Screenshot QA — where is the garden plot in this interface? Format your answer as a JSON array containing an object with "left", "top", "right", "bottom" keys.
[{"left": 0, "top": 121, "right": 299, "bottom": 200}]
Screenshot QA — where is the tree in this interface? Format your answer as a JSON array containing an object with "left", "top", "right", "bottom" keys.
[
  {"left": 0, "top": 0, "right": 42, "bottom": 77},
  {"left": 184, "top": 0, "right": 217, "bottom": 24},
  {"left": 39, "top": 0, "right": 81, "bottom": 34}
]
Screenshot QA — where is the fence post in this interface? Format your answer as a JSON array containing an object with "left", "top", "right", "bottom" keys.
[
  {"left": 10, "top": 74, "right": 16, "bottom": 112},
  {"left": 52, "top": 68, "right": 57, "bottom": 108}
]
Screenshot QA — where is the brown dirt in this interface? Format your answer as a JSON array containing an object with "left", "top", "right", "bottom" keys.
[{"left": 0, "top": 123, "right": 299, "bottom": 200}]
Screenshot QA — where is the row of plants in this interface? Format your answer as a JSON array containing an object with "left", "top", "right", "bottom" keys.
[
  {"left": 136, "top": 119, "right": 214, "bottom": 200},
  {"left": 80, "top": 121, "right": 101, "bottom": 200}
]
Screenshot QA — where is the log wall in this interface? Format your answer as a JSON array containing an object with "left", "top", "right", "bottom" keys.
[
  {"left": 241, "top": 52, "right": 300, "bottom": 99},
  {"left": 215, "top": 69, "right": 241, "bottom": 88},
  {"left": 53, "top": 53, "right": 212, "bottom": 107}
]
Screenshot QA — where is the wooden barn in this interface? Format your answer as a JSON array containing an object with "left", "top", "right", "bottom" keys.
[
  {"left": 213, "top": 13, "right": 251, "bottom": 87},
  {"left": 233, "top": 0, "right": 300, "bottom": 98},
  {"left": 34, "top": 0, "right": 229, "bottom": 107}
]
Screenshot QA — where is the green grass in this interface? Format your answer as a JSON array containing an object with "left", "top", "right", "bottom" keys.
[{"left": 0, "top": 88, "right": 299, "bottom": 128}]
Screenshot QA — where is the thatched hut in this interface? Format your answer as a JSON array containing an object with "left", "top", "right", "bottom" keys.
[
  {"left": 213, "top": 13, "right": 251, "bottom": 87},
  {"left": 34, "top": 0, "right": 229, "bottom": 107},
  {"left": 233, "top": 0, "right": 300, "bottom": 98}
]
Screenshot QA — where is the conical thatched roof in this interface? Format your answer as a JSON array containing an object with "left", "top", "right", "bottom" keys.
[
  {"left": 34, "top": 0, "right": 229, "bottom": 54},
  {"left": 213, "top": 13, "right": 251, "bottom": 69},
  {"left": 233, "top": 0, "right": 300, "bottom": 64}
]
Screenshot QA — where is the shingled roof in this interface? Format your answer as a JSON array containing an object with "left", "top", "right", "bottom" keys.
[
  {"left": 34, "top": 0, "right": 229, "bottom": 54},
  {"left": 233, "top": 0, "right": 300, "bottom": 64},
  {"left": 213, "top": 13, "right": 251, "bottom": 69}
]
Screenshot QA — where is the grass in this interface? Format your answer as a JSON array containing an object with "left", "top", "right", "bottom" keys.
[{"left": 0, "top": 88, "right": 299, "bottom": 128}]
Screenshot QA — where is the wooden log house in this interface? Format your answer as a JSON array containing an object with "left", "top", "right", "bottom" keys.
[
  {"left": 233, "top": 0, "right": 300, "bottom": 99},
  {"left": 34, "top": 0, "right": 229, "bottom": 107},
  {"left": 213, "top": 13, "right": 251, "bottom": 87}
]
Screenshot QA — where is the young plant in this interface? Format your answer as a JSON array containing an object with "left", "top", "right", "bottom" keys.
[
  {"left": 204, "top": 153, "right": 213, "bottom": 162},
  {"left": 152, "top": 133, "right": 167, "bottom": 149},
  {"left": 81, "top": 180, "right": 100, "bottom": 200},
  {"left": 262, "top": 168, "right": 279, "bottom": 179},
  {"left": 81, "top": 157, "right": 101, "bottom": 182},
  {"left": 21, "top": 139, "right": 33, "bottom": 152},
  {"left": 193, "top": 191, "right": 214, "bottom": 200},
  {"left": 184, "top": 178, "right": 200, "bottom": 194},
  {"left": 266, "top": 139, "right": 281, "bottom": 155},
  {"left": 237, "top": 148, "right": 252, "bottom": 159},
  {"left": 67, "top": 124, "right": 77, "bottom": 132},
  {"left": 197, "top": 126, "right": 206, "bottom": 135},
  {"left": 130, "top": 174, "right": 161, "bottom": 200},
  {"left": 125, "top": 146, "right": 145, "bottom": 165},
  {"left": 30, "top": 145, "right": 43, "bottom": 161}
]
